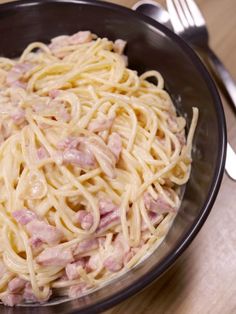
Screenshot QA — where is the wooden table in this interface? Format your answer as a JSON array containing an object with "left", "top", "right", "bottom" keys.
[
  {"left": 104, "top": 1, "right": 236, "bottom": 314},
  {"left": 0, "top": 0, "right": 235, "bottom": 313}
]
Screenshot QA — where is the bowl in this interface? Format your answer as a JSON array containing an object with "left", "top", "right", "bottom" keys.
[{"left": 0, "top": 0, "right": 226, "bottom": 313}]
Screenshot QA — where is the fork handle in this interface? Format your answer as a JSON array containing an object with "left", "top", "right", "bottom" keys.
[{"left": 205, "top": 47, "right": 236, "bottom": 113}]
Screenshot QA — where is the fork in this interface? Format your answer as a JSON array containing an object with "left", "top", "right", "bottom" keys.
[
  {"left": 166, "top": 0, "right": 236, "bottom": 113},
  {"left": 166, "top": 0, "right": 236, "bottom": 180}
]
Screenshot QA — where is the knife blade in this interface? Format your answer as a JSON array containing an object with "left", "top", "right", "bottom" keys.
[{"left": 225, "top": 143, "right": 236, "bottom": 180}]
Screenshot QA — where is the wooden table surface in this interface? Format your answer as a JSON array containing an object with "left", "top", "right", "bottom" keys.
[{"left": 0, "top": 0, "right": 235, "bottom": 313}]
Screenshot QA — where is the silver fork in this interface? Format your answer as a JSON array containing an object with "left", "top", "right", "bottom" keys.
[
  {"left": 166, "top": 0, "right": 236, "bottom": 113},
  {"left": 166, "top": 0, "right": 236, "bottom": 181}
]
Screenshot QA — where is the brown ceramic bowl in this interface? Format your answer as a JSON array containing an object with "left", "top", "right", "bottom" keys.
[{"left": 0, "top": 0, "right": 226, "bottom": 313}]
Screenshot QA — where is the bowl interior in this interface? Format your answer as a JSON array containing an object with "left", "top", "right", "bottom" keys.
[{"left": 0, "top": 1, "right": 226, "bottom": 313}]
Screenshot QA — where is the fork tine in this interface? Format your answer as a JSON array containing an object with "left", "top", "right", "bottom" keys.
[
  {"left": 179, "top": 0, "right": 195, "bottom": 27},
  {"left": 185, "top": 0, "right": 205, "bottom": 27},
  {"left": 173, "top": 0, "right": 189, "bottom": 28},
  {"left": 166, "top": 0, "right": 184, "bottom": 33}
]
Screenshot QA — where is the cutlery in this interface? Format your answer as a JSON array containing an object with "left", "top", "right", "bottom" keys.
[
  {"left": 133, "top": 0, "right": 236, "bottom": 180},
  {"left": 166, "top": 0, "right": 236, "bottom": 112},
  {"left": 226, "top": 143, "right": 236, "bottom": 181}
]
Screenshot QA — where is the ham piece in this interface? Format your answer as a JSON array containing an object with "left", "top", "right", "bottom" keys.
[
  {"left": 26, "top": 220, "right": 63, "bottom": 246},
  {"left": 13, "top": 209, "right": 63, "bottom": 246},
  {"left": 107, "top": 132, "right": 122, "bottom": 162},
  {"left": 12, "top": 209, "right": 38, "bottom": 225},
  {"left": 1, "top": 294, "right": 23, "bottom": 307},
  {"left": 23, "top": 282, "right": 52, "bottom": 303},
  {"left": 73, "top": 238, "right": 98, "bottom": 256},
  {"left": 65, "top": 259, "right": 86, "bottom": 280},
  {"left": 98, "top": 198, "right": 118, "bottom": 215},
  {"left": 96, "top": 209, "right": 120, "bottom": 234},
  {"left": 88, "top": 117, "right": 114, "bottom": 133},
  {"left": 36, "top": 246, "right": 74, "bottom": 267},
  {"left": 6, "top": 63, "right": 32, "bottom": 88},
  {"left": 63, "top": 148, "right": 96, "bottom": 169},
  {"left": 143, "top": 192, "right": 176, "bottom": 214},
  {"left": 49, "top": 31, "right": 92, "bottom": 52},
  {"left": 75, "top": 210, "right": 94, "bottom": 230},
  {"left": 103, "top": 234, "right": 130, "bottom": 273},
  {"left": 113, "top": 39, "right": 127, "bottom": 55},
  {"left": 8, "top": 278, "right": 26, "bottom": 293},
  {"left": 68, "top": 283, "right": 88, "bottom": 299}
]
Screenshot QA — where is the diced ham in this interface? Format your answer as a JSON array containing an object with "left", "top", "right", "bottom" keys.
[
  {"left": 104, "top": 234, "right": 129, "bottom": 273},
  {"left": 65, "top": 259, "right": 86, "bottom": 280},
  {"left": 6, "top": 63, "right": 32, "bottom": 87},
  {"left": 57, "top": 137, "right": 82, "bottom": 150},
  {"left": 86, "top": 253, "right": 101, "bottom": 272},
  {"left": 63, "top": 148, "right": 97, "bottom": 169},
  {"left": 29, "top": 237, "right": 43, "bottom": 249},
  {"left": 11, "top": 81, "right": 27, "bottom": 89},
  {"left": 107, "top": 132, "right": 122, "bottom": 162},
  {"left": 73, "top": 238, "right": 98, "bottom": 256},
  {"left": 167, "top": 115, "right": 178, "bottom": 132},
  {"left": 123, "top": 250, "right": 135, "bottom": 264},
  {"left": 121, "top": 55, "right": 128, "bottom": 67},
  {"left": 98, "top": 199, "right": 118, "bottom": 215},
  {"left": 115, "top": 233, "right": 130, "bottom": 252},
  {"left": 1, "top": 293, "right": 23, "bottom": 307},
  {"left": 36, "top": 246, "right": 74, "bottom": 266},
  {"left": 49, "top": 31, "right": 92, "bottom": 52},
  {"left": 49, "top": 35, "right": 70, "bottom": 50},
  {"left": 37, "top": 146, "right": 49, "bottom": 160},
  {"left": 68, "top": 283, "right": 88, "bottom": 299},
  {"left": 141, "top": 211, "right": 163, "bottom": 231},
  {"left": 88, "top": 117, "right": 114, "bottom": 133},
  {"left": 23, "top": 282, "right": 52, "bottom": 303},
  {"left": 32, "top": 101, "right": 48, "bottom": 114},
  {"left": 96, "top": 209, "right": 120, "bottom": 234},
  {"left": 75, "top": 210, "right": 86, "bottom": 223},
  {"left": 68, "top": 31, "right": 92, "bottom": 45},
  {"left": 59, "top": 136, "right": 116, "bottom": 178},
  {"left": 23, "top": 283, "right": 36, "bottom": 303},
  {"left": 48, "top": 89, "right": 60, "bottom": 99},
  {"left": 8, "top": 278, "right": 26, "bottom": 293},
  {"left": 12, "top": 209, "right": 38, "bottom": 225},
  {"left": 10, "top": 108, "right": 25, "bottom": 125},
  {"left": 59, "top": 106, "right": 70, "bottom": 122},
  {"left": 46, "top": 98, "right": 70, "bottom": 122},
  {"left": 176, "top": 130, "right": 186, "bottom": 146},
  {"left": 75, "top": 210, "right": 94, "bottom": 230},
  {"left": 103, "top": 256, "right": 123, "bottom": 272},
  {"left": 113, "top": 39, "right": 127, "bottom": 55},
  {"left": 143, "top": 192, "right": 176, "bottom": 214},
  {"left": 26, "top": 220, "right": 63, "bottom": 246}
]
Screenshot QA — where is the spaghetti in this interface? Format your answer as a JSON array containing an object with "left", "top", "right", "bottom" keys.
[{"left": 0, "top": 31, "right": 198, "bottom": 306}]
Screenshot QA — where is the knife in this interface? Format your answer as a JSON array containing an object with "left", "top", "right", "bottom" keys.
[{"left": 225, "top": 143, "right": 236, "bottom": 180}]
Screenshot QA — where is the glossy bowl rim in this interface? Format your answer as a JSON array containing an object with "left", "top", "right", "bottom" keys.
[{"left": 0, "top": 0, "right": 227, "bottom": 313}]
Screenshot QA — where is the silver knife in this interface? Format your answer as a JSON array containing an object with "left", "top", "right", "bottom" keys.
[{"left": 225, "top": 143, "right": 236, "bottom": 180}]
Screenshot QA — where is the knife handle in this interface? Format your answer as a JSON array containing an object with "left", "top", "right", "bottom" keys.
[{"left": 205, "top": 47, "right": 236, "bottom": 114}]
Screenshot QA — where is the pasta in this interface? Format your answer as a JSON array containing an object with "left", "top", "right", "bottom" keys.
[{"left": 0, "top": 31, "right": 198, "bottom": 306}]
